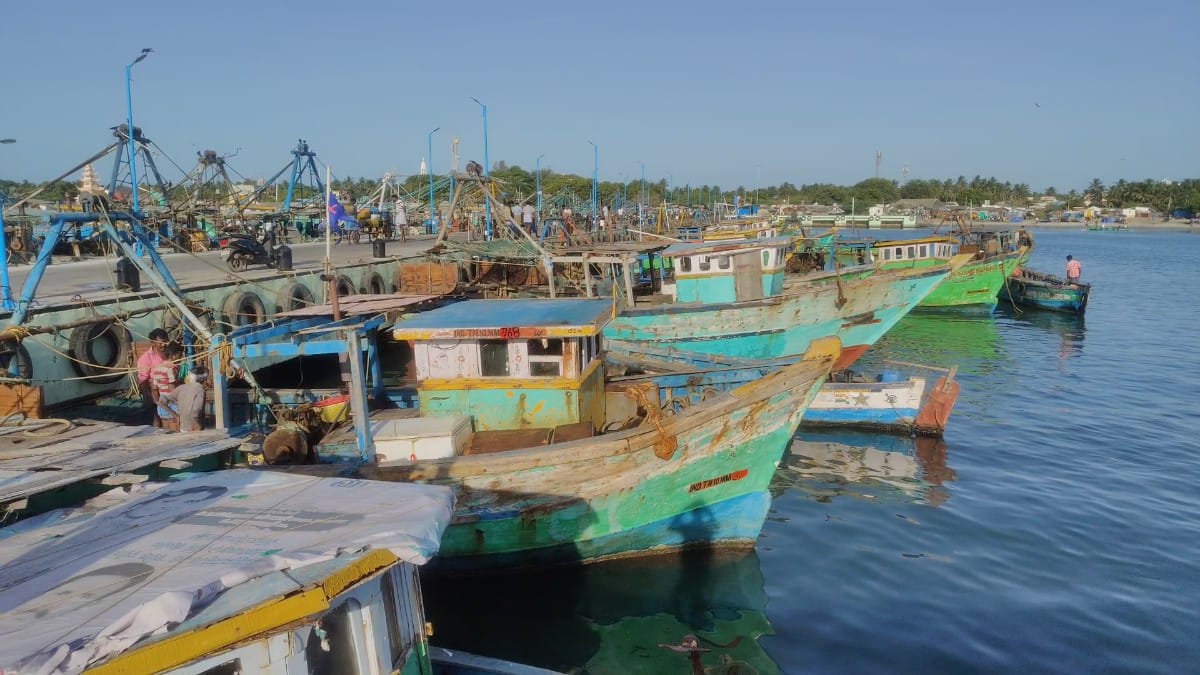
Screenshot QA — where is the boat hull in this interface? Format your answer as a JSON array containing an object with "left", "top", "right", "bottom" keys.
[
  {"left": 603, "top": 266, "right": 949, "bottom": 370},
  {"left": 1007, "top": 274, "right": 1090, "bottom": 314},
  {"left": 904, "top": 250, "right": 1026, "bottom": 308},
  {"left": 354, "top": 350, "right": 838, "bottom": 571}
]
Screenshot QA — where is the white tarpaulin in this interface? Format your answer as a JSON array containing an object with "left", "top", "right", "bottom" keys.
[{"left": 0, "top": 469, "right": 454, "bottom": 674}]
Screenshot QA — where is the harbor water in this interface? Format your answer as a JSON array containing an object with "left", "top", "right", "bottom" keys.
[{"left": 423, "top": 229, "right": 1199, "bottom": 673}]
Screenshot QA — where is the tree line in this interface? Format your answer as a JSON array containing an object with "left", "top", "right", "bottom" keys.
[{"left": 5, "top": 169, "right": 1198, "bottom": 215}]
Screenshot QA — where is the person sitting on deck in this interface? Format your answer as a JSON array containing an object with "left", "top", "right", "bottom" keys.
[
  {"left": 1065, "top": 255, "right": 1082, "bottom": 285},
  {"left": 162, "top": 365, "right": 207, "bottom": 433}
]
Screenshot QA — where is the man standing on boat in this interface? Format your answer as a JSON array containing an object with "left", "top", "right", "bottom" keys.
[
  {"left": 137, "top": 328, "right": 169, "bottom": 427},
  {"left": 1066, "top": 255, "right": 1082, "bottom": 284}
]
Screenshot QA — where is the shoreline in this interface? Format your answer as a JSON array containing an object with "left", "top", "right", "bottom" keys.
[{"left": 916, "top": 220, "right": 1197, "bottom": 232}]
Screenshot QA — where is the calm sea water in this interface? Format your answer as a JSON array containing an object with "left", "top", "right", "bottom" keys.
[{"left": 424, "top": 229, "right": 1200, "bottom": 674}]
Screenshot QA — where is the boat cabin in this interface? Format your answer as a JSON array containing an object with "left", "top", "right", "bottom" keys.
[
  {"left": 391, "top": 298, "right": 613, "bottom": 433},
  {"left": 663, "top": 236, "right": 791, "bottom": 303},
  {"left": 871, "top": 236, "right": 960, "bottom": 265}
]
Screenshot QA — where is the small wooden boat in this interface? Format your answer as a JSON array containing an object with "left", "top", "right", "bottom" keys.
[
  {"left": 1005, "top": 268, "right": 1091, "bottom": 314},
  {"left": 606, "top": 346, "right": 961, "bottom": 437}
]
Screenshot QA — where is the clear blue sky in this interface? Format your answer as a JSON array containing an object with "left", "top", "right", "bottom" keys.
[{"left": 2, "top": 0, "right": 1196, "bottom": 192}]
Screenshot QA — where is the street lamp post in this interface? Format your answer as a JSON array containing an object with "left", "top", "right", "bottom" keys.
[
  {"left": 0, "top": 138, "right": 14, "bottom": 309},
  {"left": 427, "top": 127, "right": 439, "bottom": 232},
  {"left": 125, "top": 49, "right": 152, "bottom": 213},
  {"left": 587, "top": 141, "right": 598, "bottom": 233},
  {"left": 535, "top": 154, "right": 545, "bottom": 230},
  {"left": 470, "top": 97, "right": 490, "bottom": 239}
]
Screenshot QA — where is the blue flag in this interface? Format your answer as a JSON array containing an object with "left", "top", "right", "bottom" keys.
[{"left": 327, "top": 192, "right": 359, "bottom": 232}]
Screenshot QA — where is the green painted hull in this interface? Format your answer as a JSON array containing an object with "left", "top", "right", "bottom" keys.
[
  {"left": 357, "top": 356, "right": 836, "bottom": 571},
  {"left": 882, "top": 251, "right": 1026, "bottom": 308}
]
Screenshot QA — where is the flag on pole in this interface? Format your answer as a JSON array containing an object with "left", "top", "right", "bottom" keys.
[{"left": 327, "top": 191, "right": 358, "bottom": 233}]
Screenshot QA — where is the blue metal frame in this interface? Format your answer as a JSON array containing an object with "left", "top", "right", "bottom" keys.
[
  {"left": 221, "top": 314, "right": 388, "bottom": 463},
  {"left": 8, "top": 211, "right": 181, "bottom": 325}
]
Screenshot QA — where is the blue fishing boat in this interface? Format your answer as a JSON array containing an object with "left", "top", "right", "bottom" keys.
[
  {"left": 602, "top": 237, "right": 967, "bottom": 370},
  {"left": 214, "top": 298, "right": 840, "bottom": 571},
  {"left": 607, "top": 346, "right": 960, "bottom": 437},
  {"left": 1005, "top": 268, "right": 1091, "bottom": 314}
]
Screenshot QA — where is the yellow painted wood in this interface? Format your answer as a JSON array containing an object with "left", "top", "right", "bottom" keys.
[{"left": 86, "top": 550, "right": 399, "bottom": 675}]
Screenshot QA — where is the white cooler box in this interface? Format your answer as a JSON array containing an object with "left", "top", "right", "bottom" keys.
[{"left": 373, "top": 414, "right": 473, "bottom": 464}]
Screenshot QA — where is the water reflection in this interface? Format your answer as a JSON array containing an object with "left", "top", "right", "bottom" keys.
[
  {"left": 862, "top": 310, "right": 1006, "bottom": 378},
  {"left": 772, "top": 431, "right": 957, "bottom": 507},
  {"left": 422, "top": 549, "right": 780, "bottom": 674},
  {"left": 996, "top": 304, "right": 1087, "bottom": 360}
]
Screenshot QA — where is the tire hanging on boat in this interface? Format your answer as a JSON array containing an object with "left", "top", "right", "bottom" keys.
[
  {"left": 220, "top": 291, "right": 267, "bottom": 331},
  {"left": 361, "top": 272, "right": 387, "bottom": 295},
  {"left": 274, "top": 282, "right": 315, "bottom": 314},
  {"left": 0, "top": 341, "right": 33, "bottom": 380},
  {"left": 68, "top": 321, "right": 132, "bottom": 383},
  {"left": 334, "top": 275, "right": 356, "bottom": 298}
]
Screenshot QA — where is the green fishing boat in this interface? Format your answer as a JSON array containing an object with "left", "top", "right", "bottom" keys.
[{"left": 867, "top": 229, "right": 1032, "bottom": 309}]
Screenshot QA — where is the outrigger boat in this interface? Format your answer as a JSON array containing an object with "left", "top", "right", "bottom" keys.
[
  {"left": 212, "top": 298, "right": 840, "bottom": 571},
  {"left": 1004, "top": 268, "right": 1091, "bottom": 314}
]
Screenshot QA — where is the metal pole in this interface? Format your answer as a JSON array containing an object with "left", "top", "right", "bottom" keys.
[
  {"left": 588, "top": 141, "right": 598, "bottom": 233},
  {"left": 640, "top": 162, "right": 645, "bottom": 220},
  {"left": 0, "top": 139, "right": 13, "bottom": 308},
  {"left": 471, "top": 97, "right": 490, "bottom": 239},
  {"left": 536, "top": 153, "right": 544, "bottom": 225},
  {"left": 427, "top": 127, "right": 439, "bottom": 232},
  {"left": 125, "top": 50, "right": 151, "bottom": 213}
]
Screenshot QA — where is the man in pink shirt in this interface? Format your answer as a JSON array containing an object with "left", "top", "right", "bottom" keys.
[
  {"left": 1066, "top": 255, "right": 1082, "bottom": 285},
  {"left": 137, "top": 328, "right": 169, "bottom": 426}
]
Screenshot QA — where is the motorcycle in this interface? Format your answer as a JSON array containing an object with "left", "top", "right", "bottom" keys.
[{"left": 221, "top": 227, "right": 286, "bottom": 272}]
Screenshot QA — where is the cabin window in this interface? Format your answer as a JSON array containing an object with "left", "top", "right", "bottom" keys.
[
  {"left": 882, "top": 248, "right": 891, "bottom": 261},
  {"left": 381, "top": 568, "right": 406, "bottom": 666},
  {"left": 907, "top": 246, "right": 916, "bottom": 259},
  {"left": 716, "top": 255, "right": 730, "bottom": 270},
  {"left": 528, "top": 338, "right": 564, "bottom": 377},
  {"left": 894, "top": 247, "right": 904, "bottom": 260},
  {"left": 698, "top": 256, "right": 711, "bottom": 272},
  {"left": 919, "top": 244, "right": 927, "bottom": 257},
  {"left": 762, "top": 250, "right": 770, "bottom": 267},
  {"left": 678, "top": 256, "right": 692, "bottom": 273},
  {"left": 312, "top": 599, "right": 365, "bottom": 674},
  {"left": 479, "top": 340, "right": 510, "bottom": 377}
]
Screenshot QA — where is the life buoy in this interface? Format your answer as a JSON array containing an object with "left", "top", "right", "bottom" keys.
[
  {"left": 361, "top": 272, "right": 387, "bottom": 295},
  {"left": 220, "top": 291, "right": 267, "bottom": 331},
  {"left": 0, "top": 341, "right": 33, "bottom": 379},
  {"left": 275, "top": 281, "right": 315, "bottom": 314},
  {"left": 69, "top": 321, "right": 131, "bottom": 383},
  {"left": 334, "top": 275, "right": 356, "bottom": 298}
]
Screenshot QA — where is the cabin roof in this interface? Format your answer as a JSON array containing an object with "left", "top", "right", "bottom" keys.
[
  {"left": 871, "top": 236, "right": 956, "bottom": 247},
  {"left": 391, "top": 298, "right": 614, "bottom": 340},
  {"left": 559, "top": 241, "right": 671, "bottom": 255},
  {"left": 662, "top": 235, "right": 793, "bottom": 258},
  {"left": 0, "top": 470, "right": 454, "bottom": 671}
]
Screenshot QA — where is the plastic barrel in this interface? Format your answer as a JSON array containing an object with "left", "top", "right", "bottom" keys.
[
  {"left": 372, "top": 238, "right": 387, "bottom": 259},
  {"left": 275, "top": 245, "right": 292, "bottom": 272},
  {"left": 115, "top": 256, "right": 140, "bottom": 292}
]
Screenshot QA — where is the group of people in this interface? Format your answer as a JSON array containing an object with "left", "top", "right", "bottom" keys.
[{"left": 135, "top": 329, "right": 208, "bottom": 433}]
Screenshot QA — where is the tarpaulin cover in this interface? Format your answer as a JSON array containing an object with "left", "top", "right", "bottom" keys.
[{"left": 0, "top": 469, "right": 454, "bottom": 674}]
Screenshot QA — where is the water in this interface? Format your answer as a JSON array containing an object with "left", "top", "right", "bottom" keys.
[{"left": 423, "top": 230, "right": 1200, "bottom": 673}]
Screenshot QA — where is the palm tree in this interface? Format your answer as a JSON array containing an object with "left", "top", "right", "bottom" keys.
[{"left": 1086, "top": 179, "right": 1105, "bottom": 205}]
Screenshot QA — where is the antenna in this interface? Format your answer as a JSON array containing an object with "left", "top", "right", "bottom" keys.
[{"left": 875, "top": 150, "right": 883, "bottom": 179}]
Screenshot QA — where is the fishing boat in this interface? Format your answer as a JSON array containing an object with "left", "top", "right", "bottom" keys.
[
  {"left": 213, "top": 298, "right": 840, "bottom": 571},
  {"left": 1005, "top": 268, "right": 1091, "bottom": 314},
  {"left": 865, "top": 228, "right": 1031, "bottom": 308},
  {"left": 606, "top": 345, "right": 960, "bottom": 437},
  {"left": 600, "top": 236, "right": 966, "bottom": 370},
  {"left": 0, "top": 470, "right": 458, "bottom": 675}
]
